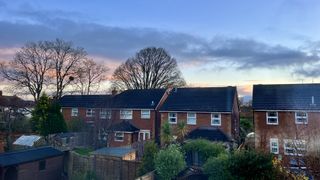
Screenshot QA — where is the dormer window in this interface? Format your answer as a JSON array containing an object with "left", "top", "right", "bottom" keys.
[
  {"left": 266, "top": 111, "right": 278, "bottom": 125},
  {"left": 295, "top": 112, "right": 308, "bottom": 124}
]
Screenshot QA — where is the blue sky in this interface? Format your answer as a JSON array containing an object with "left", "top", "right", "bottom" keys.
[{"left": 1, "top": 0, "right": 320, "bottom": 96}]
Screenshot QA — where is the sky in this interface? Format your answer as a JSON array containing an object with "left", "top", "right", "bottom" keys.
[{"left": 1, "top": 0, "right": 320, "bottom": 97}]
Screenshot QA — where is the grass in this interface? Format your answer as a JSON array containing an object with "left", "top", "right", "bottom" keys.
[{"left": 74, "top": 147, "right": 93, "bottom": 156}]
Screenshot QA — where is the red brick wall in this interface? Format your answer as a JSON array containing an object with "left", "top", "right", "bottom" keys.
[
  {"left": 160, "top": 112, "right": 233, "bottom": 138},
  {"left": 254, "top": 111, "right": 320, "bottom": 165},
  {"left": 108, "top": 132, "right": 138, "bottom": 147},
  {"left": 16, "top": 156, "right": 63, "bottom": 180}
]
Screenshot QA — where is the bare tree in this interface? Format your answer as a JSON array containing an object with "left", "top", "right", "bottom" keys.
[
  {"left": 50, "top": 39, "right": 87, "bottom": 99},
  {"left": 111, "top": 47, "right": 186, "bottom": 91},
  {"left": 73, "top": 58, "right": 109, "bottom": 95},
  {"left": 0, "top": 41, "right": 52, "bottom": 102}
]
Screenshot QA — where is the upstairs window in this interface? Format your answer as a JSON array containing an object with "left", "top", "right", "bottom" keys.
[
  {"left": 284, "top": 139, "right": 306, "bottom": 156},
  {"left": 211, "top": 113, "right": 221, "bottom": 126},
  {"left": 106, "top": 110, "right": 112, "bottom": 119},
  {"left": 187, "top": 113, "right": 197, "bottom": 125},
  {"left": 266, "top": 112, "right": 278, "bottom": 125},
  {"left": 100, "top": 109, "right": 107, "bottom": 119},
  {"left": 168, "top": 112, "right": 177, "bottom": 124},
  {"left": 141, "top": 110, "right": 151, "bottom": 119},
  {"left": 71, "top": 108, "right": 78, "bottom": 117},
  {"left": 270, "top": 138, "right": 279, "bottom": 154},
  {"left": 120, "top": 110, "right": 132, "bottom": 119},
  {"left": 114, "top": 132, "right": 124, "bottom": 142},
  {"left": 86, "top": 108, "right": 95, "bottom": 117},
  {"left": 295, "top": 112, "right": 308, "bottom": 124}
]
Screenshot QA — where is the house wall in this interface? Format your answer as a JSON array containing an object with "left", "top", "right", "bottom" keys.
[
  {"left": 14, "top": 155, "right": 63, "bottom": 180},
  {"left": 108, "top": 133, "right": 138, "bottom": 147},
  {"left": 160, "top": 112, "right": 233, "bottom": 138},
  {"left": 254, "top": 111, "right": 320, "bottom": 165},
  {"left": 231, "top": 93, "right": 240, "bottom": 142}
]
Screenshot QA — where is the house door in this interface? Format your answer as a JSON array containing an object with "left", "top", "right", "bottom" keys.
[{"left": 139, "top": 130, "right": 150, "bottom": 141}]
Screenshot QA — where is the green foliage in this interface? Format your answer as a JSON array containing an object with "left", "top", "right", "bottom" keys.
[
  {"left": 161, "top": 122, "right": 173, "bottom": 146},
  {"left": 138, "top": 141, "right": 159, "bottom": 176},
  {"left": 67, "top": 118, "right": 85, "bottom": 132},
  {"left": 203, "top": 154, "right": 232, "bottom": 180},
  {"left": 240, "top": 118, "right": 253, "bottom": 142},
  {"left": 31, "top": 93, "right": 67, "bottom": 136},
  {"left": 71, "top": 170, "right": 97, "bottom": 180},
  {"left": 155, "top": 144, "right": 186, "bottom": 180},
  {"left": 74, "top": 147, "right": 93, "bottom": 156},
  {"left": 228, "top": 150, "right": 275, "bottom": 180},
  {"left": 183, "top": 139, "right": 227, "bottom": 161},
  {"left": 176, "top": 121, "right": 188, "bottom": 143}
]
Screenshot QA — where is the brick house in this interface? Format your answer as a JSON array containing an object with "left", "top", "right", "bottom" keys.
[
  {"left": 107, "top": 89, "right": 168, "bottom": 147},
  {"left": 60, "top": 95, "right": 113, "bottom": 147},
  {"left": 0, "top": 147, "right": 64, "bottom": 180},
  {"left": 60, "top": 89, "right": 169, "bottom": 147},
  {"left": 159, "top": 87, "right": 240, "bottom": 144},
  {"left": 253, "top": 84, "right": 320, "bottom": 166}
]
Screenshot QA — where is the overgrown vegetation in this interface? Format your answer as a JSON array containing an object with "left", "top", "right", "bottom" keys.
[
  {"left": 74, "top": 147, "right": 93, "bottom": 156},
  {"left": 138, "top": 141, "right": 159, "bottom": 176},
  {"left": 183, "top": 139, "right": 227, "bottom": 161},
  {"left": 31, "top": 93, "right": 67, "bottom": 137},
  {"left": 161, "top": 122, "right": 173, "bottom": 147},
  {"left": 239, "top": 118, "right": 253, "bottom": 143},
  {"left": 155, "top": 144, "right": 186, "bottom": 180},
  {"left": 67, "top": 118, "right": 85, "bottom": 132},
  {"left": 71, "top": 170, "right": 97, "bottom": 180}
]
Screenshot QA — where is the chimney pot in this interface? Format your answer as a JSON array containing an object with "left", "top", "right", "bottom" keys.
[{"left": 111, "top": 89, "right": 117, "bottom": 96}]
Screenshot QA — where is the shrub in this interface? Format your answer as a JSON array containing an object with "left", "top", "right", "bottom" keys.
[
  {"left": 155, "top": 144, "right": 186, "bottom": 180},
  {"left": 183, "top": 139, "right": 227, "bottom": 161},
  {"left": 203, "top": 154, "right": 232, "bottom": 180},
  {"left": 138, "top": 141, "right": 159, "bottom": 176},
  {"left": 67, "top": 118, "right": 85, "bottom": 132},
  {"left": 228, "top": 150, "right": 275, "bottom": 180}
]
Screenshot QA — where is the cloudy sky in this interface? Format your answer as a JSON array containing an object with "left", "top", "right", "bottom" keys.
[{"left": 1, "top": 0, "right": 320, "bottom": 97}]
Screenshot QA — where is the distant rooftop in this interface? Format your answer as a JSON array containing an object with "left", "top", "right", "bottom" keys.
[{"left": 253, "top": 84, "right": 320, "bottom": 110}]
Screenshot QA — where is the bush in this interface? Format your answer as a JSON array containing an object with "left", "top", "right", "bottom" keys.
[
  {"left": 138, "top": 141, "right": 158, "bottom": 176},
  {"left": 67, "top": 118, "right": 85, "bottom": 132},
  {"left": 155, "top": 144, "right": 186, "bottom": 180},
  {"left": 183, "top": 139, "right": 227, "bottom": 161},
  {"left": 228, "top": 150, "right": 275, "bottom": 180},
  {"left": 71, "top": 170, "right": 97, "bottom": 180},
  {"left": 204, "top": 154, "right": 232, "bottom": 180}
]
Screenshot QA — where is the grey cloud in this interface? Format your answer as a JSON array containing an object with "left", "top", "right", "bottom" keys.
[{"left": 0, "top": 8, "right": 319, "bottom": 71}]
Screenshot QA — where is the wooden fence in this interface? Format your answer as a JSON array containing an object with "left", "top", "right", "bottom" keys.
[{"left": 68, "top": 151, "right": 141, "bottom": 180}]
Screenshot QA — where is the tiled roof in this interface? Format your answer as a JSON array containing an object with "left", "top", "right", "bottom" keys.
[
  {"left": 107, "top": 121, "right": 140, "bottom": 132},
  {"left": 59, "top": 89, "right": 166, "bottom": 109},
  {"left": 253, "top": 84, "right": 320, "bottom": 110},
  {"left": 59, "top": 95, "right": 112, "bottom": 108},
  {"left": 160, "top": 87, "right": 236, "bottom": 112},
  {"left": 112, "top": 89, "right": 166, "bottom": 109},
  {"left": 0, "top": 95, "right": 32, "bottom": 108},
  {"left": 186, "top": 127, "right": 231, "bottom": 142},
  {"left": 0, "top": 147, "right": 63, "bottom": 167}
]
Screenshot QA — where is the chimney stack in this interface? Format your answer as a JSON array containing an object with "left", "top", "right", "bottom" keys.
[
  {"left": 0, "top": 91, "right": 2, "bottom": 96},
  {"left": 111, "top": 89, "right": 118, "bottom": 96}
]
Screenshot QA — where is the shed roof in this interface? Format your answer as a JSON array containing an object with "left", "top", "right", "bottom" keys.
[
  {"left": 253, "top": 84, "right": 320, "bottom": 110},
  {"left": 0, "top": 147, "right": 63, "bottom": 167},
  {"left": 160, "top": 87, "right": 236, "bottom": 112},
  {"left": 92, "top": 147, "right": 135, "bottom": 157},
  {"left": 13, "top": 135, "right": 41, "bottom": 147}
]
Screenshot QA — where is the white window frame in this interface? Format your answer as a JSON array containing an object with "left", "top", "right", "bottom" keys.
[
  {"left": 114, "top": 132, "right": 124, "bottom": 142},
  {"left": 295, "top": 112, "right": 308, "bottom": 124},
  {"left": 86, "top": 108, "right": 95, "bottom": 117},
  {"left": 141, "top": 110, "right": 151, "bottom": 119},
  {"left": 211, "top": 113, "right": 221, "bottom": 126},
  {"left": 168, "top": 112, "right": 177, "bottom": 124},
  {"left": 187, "top": 112, "right": 197, "bottom": 125},
  {"left": 106, "top": 110, "right": 111, "bottom": 119},
  {"left": 284, "top": 139, "right": 306, "bottom": 156},
  {"left": 139, "top": 130, "right": 150, "bottom": 141},
  {"left": 120, "top": 110, "right": 133, "bottom": 120},
  {"left": 270, "top": 138, "right": 279, "bottom": 154},
  {"left": 71, "top": 108, "right": 78, "bottom": 117},
  {"left": 266, "top": 111, "right": 278, "bottom": 125},
  {"left": 100, "top": 108, "right": 107, "bottom": 119}
]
